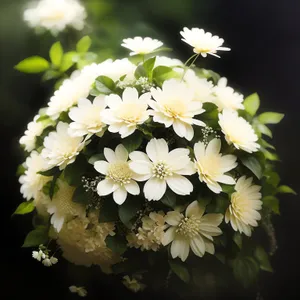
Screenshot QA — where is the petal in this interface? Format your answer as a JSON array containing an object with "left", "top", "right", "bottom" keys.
[
  {"left": 173, "top": 119, "right": 186, "bottom": 138},
  {"left": 143, "top": 177, "right": 166, "bottom": 201},
  {"left": 171, "top": 238, "right": 190, "bottom": 262},
  {"left": 215, "top": 174, "right": 236, "bottom": 185},
  {"left": 161, "top": 227, "right": 176, "bottom": 246},
  {"left": 104, "top": 148, "right": 117, "bottom": 163},
  {"left": 166, "top": 175, "right": 193, "bottom": 196},
  {"left": 167, "top": 148, "right": 191, "bottom": 171},
  {"left": 204, "top": 240, "right": 215, "bottom": 255},
  {"left": 122, "top": 87, "right": 139, "bottom": 102},
  {"left": 165, "top": 211, "right": 183, "bottom": 226},
  {"left": 129, "top": 151, "right": 151, "bottom": 162},
  {"left": 176, "top": 161, "right": 197, "bottom": 175},
  {"left": 200, "top": 213, "right": 223, "bottom": 227},
  {"left": 124, "top": 181, "right": 140, "bottom": 195},
  {"left": 113, "top": 187, "right": 128, "bottom": 205},
  {"left": 206, "top": 138, "right": 221, "bottom": 155},
  {"left": 146, "top": 138, "right": 169, "bottom": 162},
  {"left": 97, "top": 179, "right": 117, "bottom": 196},
  {"left": 207, "top": 181, "right": 222, "bottom": 194},
  {"left": 194, "top": 141, "right": 206, "bottom": 161},
  {"left": 190, "top": 235, "right": 205, "bottom": 257},
  {"left": 115, "top": 144, "right": 128, "bottom": 161},
  {"left": 105, "top": 94, "right": 122, "bottom": 109},
  {"left": 186, "top": 201, "right": 205, "bottom": 218},
  {"left": 129, "top": 161, "right": 152, "bottom": 175},
  {"left": 94, "top": 161, "right": 109, "bottom": 175}
]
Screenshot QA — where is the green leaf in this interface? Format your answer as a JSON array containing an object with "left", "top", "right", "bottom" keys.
[
  {"left": 22, "top": 226, "right": 49, "bottom": 248},
  {"left": 95, "top": 75, "right": 116, "bottom": 94},
  {"left": 161, "top": 190, "right": 176, "bottom": 208},
  {"left": 60, "top": 51, "right": 77, "bottom": 72},
  {"left": 118, "top": 196, "right": 143, "bottom": 227},
  {"left": 99, "top": 199, "right": 119, "bottom": 222},
  {"left": 76, "top": 36, "right": 92, "bottom": 53},
  {"left": 243, "top": 93, "right": 260, "bottom": 116},
  {"left": 122, "top": 131, "right": 143, "bottom": 153},
  {"left": 13, "top": 201, "right": 35, "bottom": 216},
  {"left": 233, "top": 257, "right": 259, "bottom": 288},
  {"left": 38, "top": 167, "right": 60, "bottom": 177},
  {"left": 254, "top": 246, "right": 273, "bottom": 272},
  {"left": 261, "top": 148, "right": 279, "bottom": 161},
  {"left": 105, "top": 235, "right": 127, "bottom": 255},
  {"left": 143, "top": 57, "right": 156, "bottom": 78},
  {"left": 49, "top": 42, "right": 63, "bottom": 67},
  {"left": 263, "top": 196, "right": 280, "bottom": 214},
  {"left": 15, "top": 56, "right": 50, "bottom": 73},
  {"left": 260, "top": 139, "right": 275, "bottom": 150},
  {"left": 134, "top": 64, "right": 147, "bottom": 79},
  {"left": 277, "top": 185, "right": 297, "bottom": 195},
  {"left": 42, "top": 180, "right": 58, "bottom": 197},
  {"left": 49, "top": 172, "right": 60, "bottom": 199},
  {"left": 196, "top": 68, "right": 221, "bottom": 84},
  {"left": 265, "top": 171, "right": 280, "bottom": 187},
  {"left": 233, "top": 232, "right": 243, "bottom": 249},
  {"left": 64, "top": 155, "right": 87, "bottom": 186},
  {"left": 152, "top": 66, "right": 180, "bottom": 86},
  {"left": 16, "top": 164, "right": 26, "bottom": 176},
  {"left": 258, "top": 112, "right": 284, "bottom": 124},
  {"left": 72, "top": 185, "right": 92, "bottom": 205},
  {"left": 169, "top": 260, "right": 190, "bottom": 283},
  {"left": 256, "top": 123, "right": 273, "bottom": 138},
  {"left": 42, "top": 69, "right": 61, "bottom": 81},
  {"left": 88, "top": 153, "right": 105, "bottom": 165},
  {"left": 240, "top": 156, "right": 263, "bottom": 179}
]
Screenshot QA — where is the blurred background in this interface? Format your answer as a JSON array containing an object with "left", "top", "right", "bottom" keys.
[{"left": 1, "top": 0, "right": 300, "bottom": 299}]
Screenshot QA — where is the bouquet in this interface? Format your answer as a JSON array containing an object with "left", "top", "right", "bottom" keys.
[{"left": 15, "top": 27, "right": 295, "bottom": 297}]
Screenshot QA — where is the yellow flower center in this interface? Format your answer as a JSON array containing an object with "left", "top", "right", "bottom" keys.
[
  {"left": 152, "top": 161, "right": 172, "bottom": 179},
  {"left": 43, "top": 11, "right": 65, "bottom": 22},
  {"left": 107, "top": 161, "right": 132, "bottom": 185},
  {"left": 176, "top": 215, "right": 201, "bottom": 238},
  {"left": 163, "top": 99, "right": 186, "bottom": 118}
]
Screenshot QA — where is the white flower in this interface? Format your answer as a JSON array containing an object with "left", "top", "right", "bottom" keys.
[
  {"left": 50, "top": 256, "right": 58, "bottom": 265},
  {"left": 213, "top": 78, "right": 244, "bottom": 111},
  {"left": 23, "top": 0, "right": 86, "bottom": 34},
  {"left": 42, "top": 258, "right": 52, "bottom": 267},
  {"left": 19, "top": 151, "right": 50, "bottom": 200},
  {"left": 94, "top": 144, "right": 141, "bottom": 205},
  {"left": 194, "top": 138, "right": 237, "bottom": 194},
  {"left": 225, "top": 176, "right": 262, "bottom": 236},
  {"left": 162, "top": 201, "right": 223, "bottom": 262},
  {"left": 149, "top": 79, "right": 205, "bottom": 141},
  {"left": 121, "top": 37, "right": 163, "bottom": 56},
  {"left": 183, "top": 69, "right": 215, "bottom": 103},
  {"left": 47, "top": 64, "right": 100, "bottom": 119},
  {"left": 32, "top": 250, "right": 45, "bottom": 261},
  {"left": 129, "top": 138, "right": 195, "bottom": 201},
  {"left": 218, "top": 109, "right": 260, "bottom": 153},
  {"left": 101, "top": 88, "right": 151, "bottom": 138},
  {"left": 180, "top": 27, "right": 230, "bottom": 58},
  {"left": 68, "top": 97, "right": 106, "bottom": 138},
  {"left": 42, "top": 122, "right": 86, "bottom": 170},
  {"left": 19, "top": 115, "right": 45, "bottom": 152},
  {"left": 47, "top": 179, "right": 85, "bottom": 232},
  {"left": 69, "top": 286, "right": 87, "bottom": 297},
  {"left": 122, "top": 275, "right": 146, "bottom": 292},
  {"left": 154, "top": 56, "right": 183, "bottom": 68}
]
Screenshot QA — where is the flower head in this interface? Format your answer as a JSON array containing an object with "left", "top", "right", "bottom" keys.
[
  {"left": 32, "top": 250, "right": 45, "bottom": 261},
  {"left": 42, "top": 122, "right": 86, "bottom": 170},
  {"left": 180, "top": 27, "right": 230, "bottom": 58},
  {"left": 194, "top": 138, "right": 237, "bottom": 194},
  {"left": 23, "top": 0, "right": 87, "bottom": 34},
  {"left": 101, "top": 88, "right": 151, "bottom": 138},
  {"left": 68, "top": 97, "right": 106, "bottom": 138},
  {"left": 94, "top": 144, "right": 141, "bottom": 205},
  {"left": 218, "top": 109, "right": 260, "bottom": 153},
  {"left": 225, "top": 176, "right": 262, "bottom": 236},
  {"left": 162, "top": 201, "right": 223, "bottom": 262},
  {"left": 129, "top": 138, "right": 195, "bottom": 201},
  {"left": 149, "top": 79, "right": 205, "bottom": 141},
  {"left": 121, "top": 37, "right": 163, "bottom": 56},
  {"left": 154, "top": 56, "right": 183, "bottom": 68},
  {"left": 213, "top": 78, "right": 244, "bottom": 111}
]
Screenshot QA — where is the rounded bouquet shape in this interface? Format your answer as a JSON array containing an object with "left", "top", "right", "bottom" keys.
[{"left": 15, "top": 28, "right": 295, "bottom": 297}]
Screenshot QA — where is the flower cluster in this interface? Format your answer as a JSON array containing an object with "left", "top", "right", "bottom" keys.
[
  {"left": 32, "top": 245, "right": 58, "bottom": 267},
  {"left": 16, "top": 27, "right": 292, "bottom": 293}
]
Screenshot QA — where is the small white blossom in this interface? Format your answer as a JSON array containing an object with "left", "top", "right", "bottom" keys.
[
  {"left": 129, "top": 138, "right": 195, "bottom": 201},
  {"left": 121, "top": 37, "right": 163, "bottom": 56},
  {"left": 50, "top": 256, "right": 58, "bottom": 265},
  {"left": 218, "top": 109, "right": 260, "bottom": 153},
  {"left": 42, "top": 258, "right": 52, "bottom": 267},
  {"left": 69, "top": 286, "right": 87, "bottom": 297},
  {"left": 180, "top": 27, "right": 230, "bottom": 58},
  {"left": 101, "top": 88, "right": 151, "bottom": 138},
  {"left": 32, "top": 250, "right": 45, "bottom": 261}
]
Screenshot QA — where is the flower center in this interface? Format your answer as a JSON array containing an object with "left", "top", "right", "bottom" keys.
[
  {"left": 107, "top": 161, "right": 132, "bottom": 185},
  {"left": 163, "top": 99, "right": 186, "bottom": 118},
  {"left": 176, "top": 215, "right": 201, "bottom": 238},
  {"left": 152, "top": 161, "right": 172, "bottom": 179}
]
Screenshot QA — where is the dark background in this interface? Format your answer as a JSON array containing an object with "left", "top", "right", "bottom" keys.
[{"left": 1, "top": 0, "right": 299, "bottom": 299}]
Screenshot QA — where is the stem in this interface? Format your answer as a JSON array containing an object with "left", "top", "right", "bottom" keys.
[{"left": 181, "top": 53, "right": 200, "bottom": 81}]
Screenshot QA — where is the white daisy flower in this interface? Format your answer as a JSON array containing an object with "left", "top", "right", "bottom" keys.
[
  {"left": 213, "top": 78, "right": 244, "bottom": 111},
  {"left": 225, "top": 176, "right": 262, "bottom": 236},
  {"left": 154, "top": 56, "right": 183, "bottom": 68},
  {"left": 94, "top": 144, "right": 141, "bottom": 205},
  {"left": 101, "top": 88, "right": 151, "bottom": 138},
  {"left": 23, "top": 0, "right": 87, "bottom": 34},
  {"left": 129, "top": 138, "right": 195, "bottom": 201},
  {"left": 68, "top": 96, "right": 106, "bottom": 138},
  {"left": 194, "top": 138, "right": 237, "bottom": 194},
  {"left": 121, "top": 37, "right": 163, "bottom": 56},
  {"left": 41, "top": 122, "right": 86, "bottom": 170},
  {"left": 162, "top": 201, "right": 223, "bottom": 262},
  {"left": 19, "top": 151, "right": 50, "bottom": 200},
  {"left": 218, "top": 109, "right": 260, "bottom": 153},
  {"left": 149, "top": 79, "right": 205, "bottom": 141},
  {"left": 69, "top": 286, "right": 87, "bottom": 297},
  {"left": 180, "top": 27, "right": 230, "bottom": 58}
]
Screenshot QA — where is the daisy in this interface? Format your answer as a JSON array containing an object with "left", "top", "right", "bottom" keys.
[
  {"left": 213, "top": 78, "right": 244, "bottom": 111},
  {"left": 225, "top": 176, "right": 262, "bottom": 236},
  {"left": 42, "top": 122, "right": 86, "bottom": 170},
  {"left": 129, "top": 138, "right": 195, "bottom": 201},
  {"left": 149, "top": 79, "right": 205, "bottom": 141},
  {"left": 94, "top": 144, "right": 141, "bottom": 205},
  {"left": 101, "top": 87, "right": 151, "bottom": 138},
  {"left": 68, "top": 96, "right": 106, "bottom": 138},
  {"left": 162, "top": 201, "right": 223, "bottom": 262},
  {"left": 194, "top": 138, "right": 237, "bottom": 194},
  {"left": 121, "top": 37, "right": 163, "bottom": 56},
  {"left": 218, "top": 109, "right": 260, "bottom": 153},
  {"left": 154, "top": 56, "right": 183, "bottom": 68},
  {"left": 180, "top": 27, "right": 230, "bottom": 58}
]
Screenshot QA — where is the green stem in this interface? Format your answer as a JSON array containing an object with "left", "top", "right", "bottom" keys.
[{"left": 181, "top": 53, "right": 200, "bottom": 81}]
